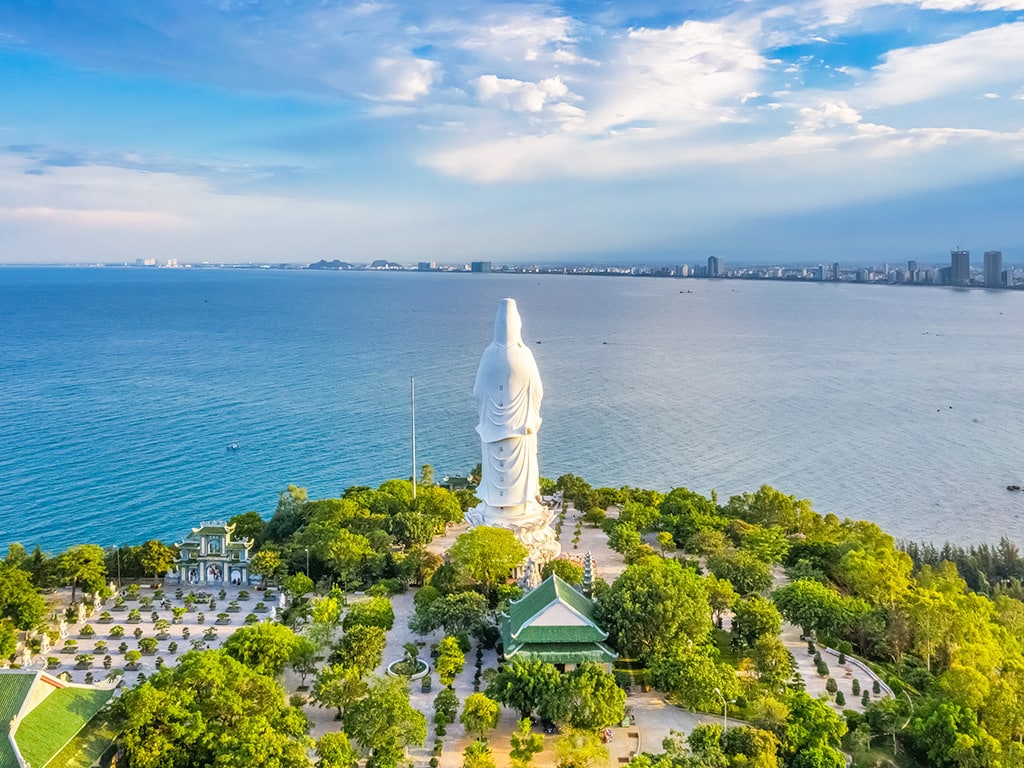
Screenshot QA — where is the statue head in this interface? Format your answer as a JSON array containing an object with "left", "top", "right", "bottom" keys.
[{"left": 493, "top": 298, "right": 523, "bottom": 347}]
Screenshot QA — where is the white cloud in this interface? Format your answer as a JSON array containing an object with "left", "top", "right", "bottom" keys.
[
  {"left": 0, "top": 206, "right": 189, "bottom": 229},
  {"left": 474, "top": 74, "right": 574, "bottom": 113},
  {"left": 859, "top": 22, "right": 1024, "bottom": 107},
  {"left": 373, "top": 56, "right": 440, "bottom": 101}
]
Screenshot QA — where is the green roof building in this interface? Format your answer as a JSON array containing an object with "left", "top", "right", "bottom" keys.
[
  {"left": 175, "top": 520, "right": 253, "bottom": 586},
  {"left": 1, "top": 670, "right": 116, "bottom": 768},
  {"left": 500, "top": 574, "right": 616, "bottom": 670}
]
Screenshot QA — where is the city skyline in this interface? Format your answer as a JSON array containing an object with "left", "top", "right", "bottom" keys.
[{"left": 1, "top": 1, "right": 1022, "bottom": 264}]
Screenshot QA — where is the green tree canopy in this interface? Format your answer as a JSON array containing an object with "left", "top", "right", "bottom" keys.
[
  {"left": 460, "top": 692, "right": 500, "bottom": 741},
  {"left": 315, "top": 732, "right": 359, "bottom": 768},
  {"left": 435, "top": 634, "right": 466, "bottom": 687},
  {"left": 342, "top": 596, "right": 395, "bottom": 632},
  {"left": 345, "top": 676, "right": 426, "bottom": 768},
  {"left": 650, "top": 645, "right": 740, "bottom": 711},
  {"left": 222, "top": 621, "right": 300, "bottom": 677},
  {"left": 510, "top": 718, "right": 544, "bottom": 768},
  {"left": 540, "top": 558, "right": 585, "bottom": 586},
  {"left": 486, "top": 658, "right": 563, "bottom": 721},
  {"left": 448, "top": 526, "right": 528, "bottom": 595},
  {"left": 312, "top": 664, "right": 367, "bottom": 721},
  {"left": 707, "top": 550, "right": 774, "bottom": 595},
  {"left": 116, "top": 650, "right": 310, "bottom": 768},
  {"left": 57, "top": 544, "right": 107, "bottom": 601},
  {"left": 731, "top": 595, "right": 782, "bottom": 649},
  {"left": 330, "top": 624, "right": 387, "bottom": 676},
  {"left": 0, "top": 562, "right": 47, "bottom": 629},
  {"left": 596, "top": 556, "right": 712, "bottom": 662},
  {"left": 139, "top": 540, "right": 176, "bottom": 585},
  {"left": 771, "top": 579, "right": 850, "bottom": 638},
  {"left": 409, "top": 590, "right": 488, "bottom": 637},
  {"left": 228, "top": 510, "right": 268, "bottom": 547},
  {"left": 558, "top": 663, "right": 627, "bottom": 730}
]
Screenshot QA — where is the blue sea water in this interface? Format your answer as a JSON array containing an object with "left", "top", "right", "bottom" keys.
[{"left": 1, "top": 267, "right": 1022, "bottom": 552}]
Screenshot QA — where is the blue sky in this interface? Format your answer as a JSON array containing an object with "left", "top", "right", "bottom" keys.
[{"left": 1, "top": 0, "right": 1022, "bottom": 265}]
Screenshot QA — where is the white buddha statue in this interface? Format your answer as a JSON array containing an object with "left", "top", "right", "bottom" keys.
[{"left": 466, "top": 299, "right": 560, "bottom": 564}]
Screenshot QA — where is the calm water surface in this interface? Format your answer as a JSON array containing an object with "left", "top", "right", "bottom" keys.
[{"left": 1, "top": 267, "right": 1021, "bottom": 551}]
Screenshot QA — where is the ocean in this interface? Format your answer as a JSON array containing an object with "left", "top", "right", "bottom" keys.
[{"left": 1, "top": 267, "right": 1021, "bottom": 552}]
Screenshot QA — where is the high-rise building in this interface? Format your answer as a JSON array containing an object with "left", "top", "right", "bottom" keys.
[
  {"left": 470, "top": 261, "right": 492, "bottom": 273},
  {"left": 418, "top": 261, "right": 437, "bottom": 271},
  {"left": 984, "top": 251, "right": 1004, "bottom": 287},
  {"left": 950, "top": 249, "right": 970, "bottom": 286},
  {"left": 831, "top": 262, "right": 840, "bottom": 281},
  {"left": 814, "top": 265, "right": 824, "bottom": 281},
  {"left": 708, "top": 256, "right": 723, "bottom": 277}
]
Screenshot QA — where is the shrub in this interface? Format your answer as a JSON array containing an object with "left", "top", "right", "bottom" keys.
[
  {"left": 85, "top": 672, "right": 94, "bottom": 684},
  {"left": 99, "top": 611, "right": 112, "bottom": 623},
  {"left": 851, "top": 679, "right": 861, "bottom": 695},
  {"left": 244, "top": 613, "right": 259, "bottom": 624},
  {"left": 872, "top": 680, "right": 881, "bottom": 695},
  {"left": 94, "top": 640, "right": 108, "bottom": 653},
  {"left": 238, "top": 590, "right": 249, "bottom": 600},
  {"left": 118, "top": 642, "right": 128, "bottom": 654},
  {"left": 103, "top": 655, "right": 112, "bottom": 669},
  {"left": 75, "top": 653, "right": 93, "bottom": 668},
  {"left": 63, "top": 639, "right": 78, "bottom": 652},
  {"left": 812, "top": 651, "right": 822, "bottom": 664},
  {"left": 838, "top": 652, "right": 846, "bottom": 665},
  {"left": 862, "top": 690, "right": 871, "bottom": 706},
  {"left": 835, "top": 690, "right": 846, "bottom": 706},
  {"left": 429, "top": 759, "right": 439, "bottom": 768},
  {"left": 125, "top": 650, "right": 142, "bottom": 666},
  {"left": 182, "top": 627, "right": 191, "bottom": 639},
  {"left": 139, "top": 637, "right": 158, "bottom": 654},
  {"left": 133, "top": 627, "right": 143, "bottom": 640},
  {"left": 816, "top": 660, "right": 829, "bottom": 677},
  {"left": 80, "top": 624, "right": 95, "bottom": 637},
  {"left": 46, "top": 657, "right": 60, "bottom": 668},
  {"left": 127, "top": 609, "right": 142, "bottom": 623},
  {"left": 156, "top": 657, "right": 165, "bottom": 669},
  {"left": 168, "top": 641, "right": 178, "bottom": 653},
  {"left": 825, "top": 678, "right": 838, "bottom": 694}
]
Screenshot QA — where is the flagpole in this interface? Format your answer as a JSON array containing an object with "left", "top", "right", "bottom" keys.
[{"left": 411, "top": 376, "right": 417, "bottom": 500}]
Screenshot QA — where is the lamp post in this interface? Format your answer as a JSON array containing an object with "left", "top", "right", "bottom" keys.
[
  {"left": 714, "top": 687, "right": 730, "bottom": 732},
  {"left": 305, "top": 548, "right": 309, "bottom": 578},
  {"left": 114, "top": 545, "right": 121, "bottom": 590}
]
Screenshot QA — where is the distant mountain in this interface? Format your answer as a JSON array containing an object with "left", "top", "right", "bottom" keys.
[{"left": 308, "top": 259, "right": 355, "bottom": 270}]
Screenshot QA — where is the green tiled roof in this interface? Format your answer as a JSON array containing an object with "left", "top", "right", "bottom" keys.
[
  {"left": 0, "top": 672, "right": 36, "bottom": 768},
  {"left": 15, "top": 685, "right": 114, "bottom": 768},
  {"left": 503, "top": 574, "right": 608, "bottom": 645}
]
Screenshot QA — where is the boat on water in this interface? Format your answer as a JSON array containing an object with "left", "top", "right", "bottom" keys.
[{"left": 227, "top": 443, "right": 239, "bottom": 451}]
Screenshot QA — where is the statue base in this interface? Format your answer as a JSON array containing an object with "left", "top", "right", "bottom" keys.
[{"left": 464, "top": 500, "right": 561, "bottom": 566}]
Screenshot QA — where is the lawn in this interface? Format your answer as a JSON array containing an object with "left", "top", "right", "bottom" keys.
[
  {"left": 713, "top": 628, "right": 740, "bottom": 667},
  {"left": 0, "top": 673, "right": 36, "bottom": 768},
  {"left": 47, "top": 710, "right": 119, "bottom": 768},
  {"left": 14, "top": 686, "right": 114, "bottom": 768}
]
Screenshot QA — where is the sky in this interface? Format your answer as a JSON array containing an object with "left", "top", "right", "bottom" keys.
[{"left": 0, "top": 0, "right": 1022, "bottom": 265}]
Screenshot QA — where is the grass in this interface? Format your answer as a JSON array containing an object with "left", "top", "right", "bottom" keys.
[
  {"left": 713, "top": 628, "right": 741, "bottom": 667},
  {"left": 14, "top": 686, "right": 114, "bottom": 768},
  {"left": 0, "top": 672, "right": 37, "bottom": 768}
]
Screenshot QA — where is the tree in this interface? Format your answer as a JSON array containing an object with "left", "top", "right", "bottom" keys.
[
  {"left": 290, "top": 636, "right": 318, "bottom": 686},
  {"left": 731, "top": 596, "right": 782, "bottom": 649},
  {"left": 559, "top": 662, "right": 627, "bottom": 730},
  {"left": 345, "top": 676, "right": 426, "bottom": 768},
  {"left": 222, "top": 622, "right": 300, "bottom": 677},
  {"left": 229, "top": 511, "right": 267, "bottom": 546},
  {"left": 0, "top": 619, "right": 17, "bottom": 659},
  {"left": 312, "top": 664, "right": 367, "bottom": 721},
  {"left": 117, "top": 650, "right": 311, "bottom": 768},
  {"left": 650, "top": 646, "right": 740, "bottom": 710},
  {"left": 434, "top": 687, "right": 459, "bottom": 726},
  {"left": 420, "top": 463, "right": 434, "bottom": 486},
  {"left": 510, "top": 718, "right": 544, "bottom": 768},
  {"left": 57, "top": 544, "right": 106, "bottom": 601},
  {"left": 460, "top": 692, "right": 500, "bottom": 741},
  {"left": 597, "top": 556, "right": 711, "bottom": 663},
  {"left": 463, "top": 740, "right": 496, "bottom": 768},
  {"left": 316, "top": 732, "right": 359, "bottom": 768},
  {"left": 331, "top": 624, "right": 387, "bottom": 675},
  {"left": 555, "top": 729, "right": 608, "bottom": 768},
  {"left": 656, "top": 531, "right": 676, "bottom": 555},
  {"left": 342, "top": 596, "right": 394, "bottom": 632},
  {"left": 707, "top": 551, "right": 773, "bottom": 595},
  {"left": 283, "top": 572, "right": 314, "bottom": 601},
  {"left": 687, "top": 723, "right": 729, "bottom": 768},
  {"left": 435, "top": 634, "right": 466, "bottom": 687},
  {"left": 250, "top": 547, "right": 284, "bottom": 586},
  {"left": 721, "top": 726, "right": 781, "bottom": 768},
  {"left": 266, "top": 485, "right": 308, "bottom": 544},
  {"left": 541, "top": 559, "right": 585, "bottom": 586},
  {"left": 409, "top": 590, "right": 488, "bottom": 636},
  {"left": 0, "top": 562, "right": 47, "bottom": 629},
  {"left": 487, "top": 658, "right": 563, "bottom": 720},
  {"left": 772, "top": 579, "right": 850, "bottom": 639},
  {"left": 783, "top": 691, "right": 847, "bottom": 763},
  {"left": 751, "top": 634, "right": 795, "bottom": 694},
  {"left": 448, "top": 526, "right": 528, "bottom": 595},
  {"left": 705, "top": 574, "right": 739, "bottom": 626},
  {"left": 139, "top": 540, "right": 176, "bottom": 586}
]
